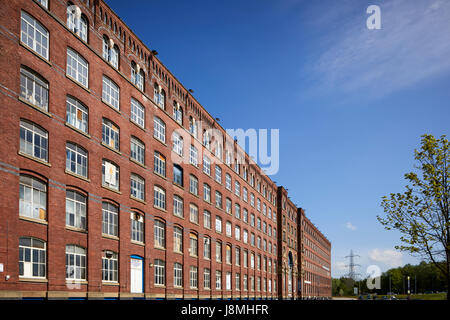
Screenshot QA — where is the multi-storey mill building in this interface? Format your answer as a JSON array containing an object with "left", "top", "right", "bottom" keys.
[{"left": 0, "top": 0, "right": 331, "bottom": 300}]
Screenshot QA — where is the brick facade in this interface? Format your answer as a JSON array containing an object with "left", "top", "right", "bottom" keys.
[{"left": 0, "top": 0, "right": 330, "bottom": 300}]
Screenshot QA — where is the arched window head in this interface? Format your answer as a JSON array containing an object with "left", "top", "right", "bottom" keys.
[
  {"left": 67, "top": 4, "right": 88, "bottom": 42},
  {"left": 131, "top": 62, "right": 144, "bottom": 91},
  {"left": 189, "top": 117, "right": 198, "bottom": 138},
  {"left": 173, "top": 101, "right": 183, "bottom": 124},
  {"left": 203, "top": 130, "right": 211, "bottom": 149},
  {"left": 154, "top": 83, "right": 165, "bottom": 109},
  {"left": 102, "top": 36, "right": 119, "bottom": 69}
]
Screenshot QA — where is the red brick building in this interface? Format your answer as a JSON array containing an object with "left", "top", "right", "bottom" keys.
[
  {"left": 0, "top": 0, "right": 330, "bottom": 300},
  {"left": 298, "top": 209, "right": 332, "bottom": 298}
]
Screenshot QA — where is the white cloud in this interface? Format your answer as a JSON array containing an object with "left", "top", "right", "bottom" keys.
[
  {"left": 334, "top": 261, "right": 347, "bottom": 271},
  {"left": 346, "top": 222, "right": 357, "bottom": 231},
  {"left": 309, "top": 0, "right": 450, "bottom": 98},
  {"left": 368, "top": 248, "right": 403, "bottom": 268}
]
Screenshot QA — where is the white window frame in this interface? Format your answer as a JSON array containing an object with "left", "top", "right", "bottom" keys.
[
  {"left": 102, "top": 75, "right": 120, "bottom": 109},
  {"left": 67, "top": 48, "right": 89, "bottom": 87},
  {"left": 21, "top": 11, "right": 49, "bottom": 59}
]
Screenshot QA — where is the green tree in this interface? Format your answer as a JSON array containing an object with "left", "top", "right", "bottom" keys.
[{"left": 378, "top": 134, "right": 450, "bottom": 300}]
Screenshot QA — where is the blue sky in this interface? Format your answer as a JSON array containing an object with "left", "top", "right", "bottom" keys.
[{"left": 106, "top": 0, "right": 450, "bottom": 277}]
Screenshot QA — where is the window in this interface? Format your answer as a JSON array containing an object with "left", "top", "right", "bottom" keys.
[
  {"left": 154, "top": 151, "right": 166, "bottom": 177},
  {"left": 66, "top": 96, "right": 88, "bottom": 133},
  {"left": 189, "top": 175, "right": 198, "bottom": 196},
  {"left": 66, "top": 190, "right": 86, "bottom": 230},
  {"left": 102, "top": 159, "right": 119, "bottom": 190},
  {"left": 203, "top": 183, "right": 211, "bottom": 203},
  {"left": 203, "top": 268, "right": 211, "bottom": 289},
  {"left": 250, "top": 213, "right": 255, "bottom": 227},
  {"left": 153, "top": 117, "right": 166, "bottom": 143},
  {"left": 154, "top": 186, "right": 166, "bottom": 210},
  {"left": 226, "top": 272, "right": 231, "bottom": 290},
  {"left": 203, "top": 155, "right": 211, "bottom": 175},
  {"left": 35, "top": 0, "right": 48, "bottom": 8},
  {"left": 215, "top": 141, "right": 222, "bottom": 160},
  {"left": 131, "top": 62, "right": 144, "bottom": 90},
  {"left": 203, "top": 130, "right": 211, "bottom": 149},
  {"left": 130, "top": 137, "right": 145, "bottom": 165},
  {"left": 67, "top": 48, "right": 88, "bottom": 87},
  {"left": 66, "top": 245, "right": 86, "bottom": 281},
  {"left": 190, "top": 266, "right": 198, "bottom": 288},
  {"left": 243, "top": 187, "right": 248, "bottom": 202},
  {"left": 173, "top": 164, "right": 183, "bottom": 186},
  {"left": 189, "top": 145, "right": 198, "bottom": 166},
  {"left": 67, "top": 5, "right": 88, "bottom": 42},
  {"left": 243, "top": 209, "right": 248, "bottom": 223},
  {"left": 173, "top": 226, "right": 183, "bottom": 253},
  {"left": 20, "top": 67, "right": 48, "bottom": 110},
  {"left": 251, "top": 233, "right": 255, "bottom": 246},
  {"left": 173, "top": 102, "right": 183, "bottom": 124},
  {"left": 102, "top": 202, "right": 118, "bottom": 236},
  {"left": 20, "top": 120, "right": 48, "bottom": 162},
  {"left": 154, "top": 84, "right": 165, "bottom": 109},
  {"left": 235, "top": 273, "right": 241, "bottom": 290},
  {"left": 173, "top": 195, "right": 184, "bottom": 218},
  {"left": 21, "top": 11, "right": 49, "bottom": 59},
  {"left": 203, "top": 210, "right": 211, "bottom": 229},
  {"left": 172, "top": 132, "right": 183, "bottom": 156},
  {"left": 243, "top": 229, "right": 248, "bottom": 244},
  {"left": 102, "top": 118, "right": 120, "bottom": 151},
  {"left": 102, "top": 251, "right": 118, "bottom": 282},
  {"left": 215, "top": 191, "right": 222, "bottom": 208},
  {"left": 131, "top": 212, "right": 144, "bottom": 243},
  {"left": 250, "top": 253, "right": 255, "bottom": 269},
  {"left": 174, "top": 263, "right": 183, "bottom": 287},
  {"left": 189, "top": 233, "right": 198, "bottom": 257},
  {"left": 226, "top": 221, "right": 232, "bottom": 237},
  {"left": 226, "top": 244, "right": 232, "bottom": 264},
  {"left": 235, "top": 181, "right": 240, "bottom": 197},
  {"left": 235, "top": 203, "right": 241, "bottom": 219},
  {"left": 130, "top": 98, "right": 145, "bottom": 128},
  {"left": 225, "top": 174, "right": 231, "bottom": 190},
  {"left": 66, "top": 142, "right": 88, "bottom": 178},
  {"left": 19, "top": 175, "right": 46, "bottom": 221},
  {"left": 102, "top": 76, "right": 119, "bottom": 109},
  {"left": 250, "top": 193, "right": 255, "bottom": 207},
  {"left": 203, "top": 237, "right": 211, "bottom": 259},
  {"left": 154, "top": 220, "right": 166, "bottom": 248},
  {"left": 215, "top": 271, "right": 222, "bottom": 289},
  {"left": 189, "top": 117, "right": 197, "bottom": 138},
  {"left": 19, "top": 237, "right": 46, "bottom": 278},
  {"left": 225, "top": 150, "right": 231, "bottom": 166},
  {"left": 215, "top": 241, "right": 222, "bottom": 262},
  {"left": 243, "top": 274, "right": 248, "bottom": 291},
  {"left": 235, "top": 226, "right": 241, "bottom": 241},
  {"left": 215, "top": 165, "right": 222, "bottom": 184},
  {"left": 154, "top": 259, "right": 165, "bottom": 286},
  {"left": 215, "top": 216, "right": 222, "bottom": 233},
  {"left": 189, "top": 203, "right": 198, "bottom": 224},
  {"left": 235, "top": 247, "right": 241, "bottom": 266},
  {"left": 225, "top": 198, "right": 232, "bottom": 214},
  {"left": 130, "top": 173, "right": 145, "bottom": 201},
  {"left": 102, "top": 36, "right": 119, "bottom": 68}
]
